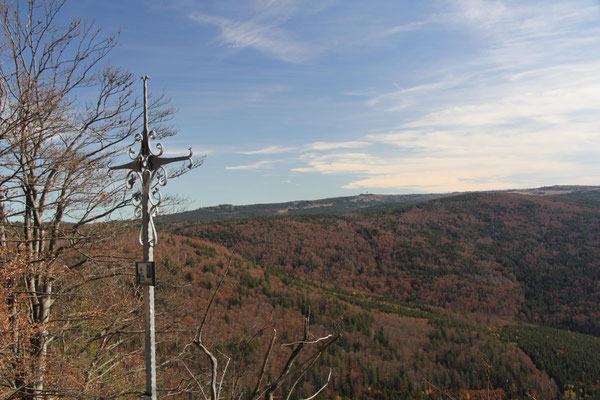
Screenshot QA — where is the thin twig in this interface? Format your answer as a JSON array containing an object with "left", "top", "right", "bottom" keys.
[
  {"left": 193, "top": 251, "right": 235, "bottom": 400},
  {"left": 423, "top": 378, "right": 458, "bottom": 400},
  {"left": 179, "top": 358, "right": 209, "bottom": 400},
  {"left": 282, "top": 334, "right": 334, "bottom": 347},
  {"left": 216, "top": 349, "right": 231, "bottom": 400},
  {"left": 299, "top": 368, "right": 332, "bottom": 400},
  {"left": 250, "top": 328, "right": 277, "bottom": 399},
  {"left": 254, "top": 330, "right": 341, "bottom": 400},
  {"left": 196, "top": 251, "right": 235, "bottom": 342},
  {"left": 284, "top": 353, "right": 322, "bottom": 400}
]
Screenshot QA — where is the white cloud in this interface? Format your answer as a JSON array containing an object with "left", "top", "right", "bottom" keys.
[
  {"left": 251, "top": 0, "right": 334, "bottom": 20},
  {"left": 241, "top": 140, "right": 370, "bottom": 155},
  {"left": 342, "top": 88, "right": 379, "bottom": 97},
  {"left": 291, "top": 148, "right": 591, "bottom": 192},
  {"left": 186, "top": 0, "right": 338, "bottom": 63},
  {"left": 225, "top": 160, "right": 275, "bottom": 170},
  {"left": 445, "top": 0, "right": 600, "bottom": 68},
  {"left": 377, "top": 21, "right": 430, "bottom": 37},
  {"left": 240, "top": 145, "right": 297, "bottom": 155},
  {"left": 292, "top": 152, "right": 378, "bottom": 174},
  {"left": 190, "top": 13, "right": 312, "bottom": 63},
  {"left": 367, "top": 79, "right": 464, "bottom": 111},
  {"left": 305, "top": 141, "right": 369, "bottom": 151},
  {"left": 162, "top": 146, "right": 214, "bottom": 156}
]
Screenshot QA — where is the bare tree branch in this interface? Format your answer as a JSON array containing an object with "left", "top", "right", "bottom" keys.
[
  {"left": 216, "top": 349, "right": 231, "bottom": 400},
  {"left": 282, "top": 334, "right": 334, "bottom": 347},
  {"left": 179, "top": 354, "right": 209, "bottom": 400},
  {"left": 195, "top": 251, "right": 235, "bottom": 343},
  {"left": 250, "top": 328, "right": 277, "bottom": 400},
  {"left": 299, "top": 369, "right": 332, "bottom": 400}
]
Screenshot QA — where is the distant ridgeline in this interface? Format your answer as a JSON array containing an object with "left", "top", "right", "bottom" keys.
[
  {"left": 161, "top": 185, "right": 600, "bottom": 223},
  {"left": 160, "top": 193, "right": 458, "bottom": 223}
]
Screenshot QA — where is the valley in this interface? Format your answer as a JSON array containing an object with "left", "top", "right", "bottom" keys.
[{"left": 149, "top": 187, "right": 600, "bottom": 398}]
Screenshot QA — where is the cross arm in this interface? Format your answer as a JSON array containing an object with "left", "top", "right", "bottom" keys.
[
  {"left": 148, "top": 148, "right": 193, "bottom": 170},
  {"left": 109, "top": 159, "right": 142, "bottom": 172}
]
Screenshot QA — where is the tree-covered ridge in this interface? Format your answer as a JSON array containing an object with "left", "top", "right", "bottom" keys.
[
  {"left": 172, "top": 192, "right": 600, "bottom": 336},
  {"left": 161, "top": 185, "right": 600, "bottom": 223},
  {"left": 160, "top": 192, "right": 458, "bottom": 223}
]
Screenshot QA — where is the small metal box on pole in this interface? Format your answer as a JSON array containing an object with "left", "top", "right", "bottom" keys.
[{"left": 136, "top": 261, "right": 156, "bottom": 286}]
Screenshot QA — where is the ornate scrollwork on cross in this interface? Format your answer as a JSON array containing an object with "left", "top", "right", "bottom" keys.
[{"left": 109, "top": 76, "right": 193, "bottom": 247}]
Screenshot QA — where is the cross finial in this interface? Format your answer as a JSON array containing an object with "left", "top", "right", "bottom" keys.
[{"left": 142, "top": 76, "right": 151, "bottom": 158}]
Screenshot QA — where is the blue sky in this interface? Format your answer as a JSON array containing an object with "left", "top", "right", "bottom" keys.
[{"left": 66, "top": 0, "right": 600, "bottom": 207}]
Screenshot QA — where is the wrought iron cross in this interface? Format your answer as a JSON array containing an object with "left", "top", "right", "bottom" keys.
[
  {"left": 110, "top": 76, "right": 192, "bottom": 399},
  {"left": 110, "top": 76, "right": 192, "bottom": 247}
]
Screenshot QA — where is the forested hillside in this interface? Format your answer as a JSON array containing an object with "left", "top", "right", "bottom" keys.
[
  {"left": 157, "top": 191, "right": 600, "bottom": 398},
  {"left": 146, "top": 235, "right": 563, "bottom": 399},
  {"left": 171, "top": 192, "right": 600, "bottom": 337},
  {"left": 3, "top": 194, "right": 599, "bottom": 398}
]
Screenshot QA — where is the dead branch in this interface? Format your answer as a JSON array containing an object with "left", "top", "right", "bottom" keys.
[
  {"left": 180, "top": 247, "right": 339, "bottom": 400},
  {"left": 299, "top": 369, "right": 332, "bottom": 400},
  {"left": 284, "top": 353, "right": 322, "bottom": 400},
  {"left": 282, "top": 334, "right": 334, "bottom": 347},
  {"left": 251, "top": 314, "right": 341, "bottom": 400},
  {"left": 179, "top": 358, "right": 208, "bottom": 400},
  {"left": 423, "top": 378, "right": 458, "bottom": 400},
  {"left": 216, "top": 349, "right": 231, "bottom": 400},
  {"left": 250, "top": 328, "right": 277, "bottom": 400},
  {"left": 190, "top": 251, "right": 235, "bottom": 400},
  {"left": 195, "top": 251, "right": 235, "bottom": 342}
]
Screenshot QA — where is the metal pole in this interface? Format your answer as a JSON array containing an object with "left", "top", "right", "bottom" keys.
[
  {"left": 142, "top": 224, "right": 156, "bottom": 398},
  {"left": 141, "top": 77, "right": 157, "bottom": 400}
]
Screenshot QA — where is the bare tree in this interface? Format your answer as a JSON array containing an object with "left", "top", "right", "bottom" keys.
[{"left": 0, "top": 0, "right": 190, "bottom": 397}]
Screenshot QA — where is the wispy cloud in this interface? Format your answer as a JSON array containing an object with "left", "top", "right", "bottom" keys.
[
  {"left": 240, "top": 145, "right": 297, "bottom": 155},
  {"left": 292, "top": 152, "right": 378, "bottom": 174},
  {"left": 445, "top": 0, "right": 600, "bottom": 68},
  {"left": 367, "top": 79, "right": 463, "bottom": 111},
  {"left": 377, "top": 21, "right": 431, "bottom": 38},
  {"left": 305, "top": 141, "right": 370, "bottom": 151},
  {"left": 188, "top": 0, "right": 429, "bottom": 64},
  {"left": 292, "top": 147, "right": 590, "bottom": 192},
  {"left": 240, "top": 140, "right": 370, "bottom": 155},
  {"left": 187, "top": 0, "right": 334, "bottom": 63},
  {"left": 162, "top": 146, "right": 214, "bottom": 157},
  {"left": 190, "top": 13, "right": 312, "bottom": 63},
  {"left": 225, "top": 160, "right": 275, "bottom": 170}
]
